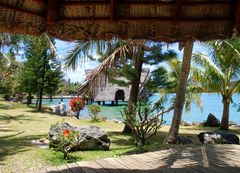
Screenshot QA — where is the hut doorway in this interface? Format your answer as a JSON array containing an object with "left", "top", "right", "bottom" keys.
[{"left": 115, "top": 90, "right": 125, "bottom": 105}]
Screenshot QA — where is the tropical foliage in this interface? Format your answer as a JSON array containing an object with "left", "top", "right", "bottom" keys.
[
  {"left": 88, "top": 104, "right": 101, "bottom": 122},
  {"left": 17, "top": 34, "right": 62, "bottom": 110},
  {"left": 49, "top": 122, "right": 79, "bottom": 159},
  {"left": 64, "top": 39, "right": 176, "bottom": 133},
  {"left": 193, "top": 38, "right": 240, "bottom": 130},
  {"left": 122, "top": 101, "right": 164, "bottom": 146},
  {"left": 151, "top": 59, "right": 203, "bottom": 113},
  {"left": 69, "top": 97, "right": 86, "bottom": 118}
]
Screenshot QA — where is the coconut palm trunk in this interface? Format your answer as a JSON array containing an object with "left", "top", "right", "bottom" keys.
[
  {"left": 220, "top": 96, "right": 230, "bottom": 130},
  {"left": 164, "top": 41, "right": 193, "bottom": 144}
]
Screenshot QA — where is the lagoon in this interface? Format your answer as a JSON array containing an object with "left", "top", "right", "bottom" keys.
[{"left": 40, "top": 93, "right": 240, "bottom": 125}]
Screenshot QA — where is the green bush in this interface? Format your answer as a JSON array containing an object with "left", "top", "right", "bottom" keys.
[{"left": 88, "top": 104, "right": 101, "bottom": 122}]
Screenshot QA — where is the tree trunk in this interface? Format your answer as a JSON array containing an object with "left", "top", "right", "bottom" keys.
[
  {"left": 27, "top": 92, "right": 32, "bottom": 106},
  {"left": 38, "top": 88, "right": 43, "bottom": 111},
  {"left": 123, "top": 49, "right": 144, "bottom": 134},
  {"left": 49, "top": 94, "right": 53, "bottom": 102},
  {"left": 36, "top": 92, "right": 39, "bottom": 108},
  {"left": 38, "top": 54, "right": 47, "bottom": 111},
  {"left": 220, "top": 96, "right": 230, "bottom": 130},
  {"left": 164, "top": 41, "right": 194, "bottom": 144}
]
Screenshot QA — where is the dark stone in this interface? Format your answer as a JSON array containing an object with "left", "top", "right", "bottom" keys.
[
  {"left": 203, "top": 113, "right": 220, "bottom": 127},
  {"left": 198, "top": 131, "right": 239, "bottom": 144},
  {"left": 48, "top": 123, "right": 110, "bottom": 150},
  {"left": 177, "top": 136, "right": 193, "bottom": 144}
]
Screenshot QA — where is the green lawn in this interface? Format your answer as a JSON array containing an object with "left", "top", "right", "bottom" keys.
[{"left": 0, "top": 101, "right": 239, "bottom": 173}]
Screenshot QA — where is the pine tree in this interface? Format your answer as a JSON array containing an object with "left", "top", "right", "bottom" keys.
[{"left": 18, "top": 36, "right": 62, "bottom": 109}]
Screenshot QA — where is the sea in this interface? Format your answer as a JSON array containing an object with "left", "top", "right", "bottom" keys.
[{"left": 40, "top": 93, "right": 240, "bottom": 125}]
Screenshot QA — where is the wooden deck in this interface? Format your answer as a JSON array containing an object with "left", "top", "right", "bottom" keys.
[{"left": 35, "top": 145, "right": 240, "bottom": 173}]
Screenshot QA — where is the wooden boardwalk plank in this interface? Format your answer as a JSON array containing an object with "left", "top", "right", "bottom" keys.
[
  {"left": 57, "top": 164, "right": 72, "bottom": 173},
  {"left": 75, "top": 161, "right": 97, "bottom": 173},
  {"left": 129, "top": 154, "right": 174, "bottom": 173},
  {"left": 103, "top": 158, "right": 134, "bottom": 173},
  {"left": 95, "top": 159, "right": 123, "bottom": 173},
  {"left": 76, "top": 160, "right": 109, "bottom": 173},
  {"left": 114, "top": 156, "right": 143, "bottom": 172},
  {"left": 37, "top": 145, "right": 240, "bottom": 173},
  {"left": 66, "top": 163, "right": 85, "bottom": 173}
]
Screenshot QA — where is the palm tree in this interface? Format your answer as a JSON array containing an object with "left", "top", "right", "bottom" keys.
[
  {"left": 164, "top": 41, "right": 194, "bottom": 144},
  {"left": 153, "top": 59, "right": 203, "bottom": 114},
  {"left": 64, "top": 39, "right": 146, "bottom": 132},
  {"left": 64, "top": 40, "right": 176, "bottom": 133},
  {"left": 192, "top": 39, "right": 240, "bottom": 130}
]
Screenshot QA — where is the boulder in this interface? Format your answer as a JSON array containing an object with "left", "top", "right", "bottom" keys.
[
  {"left": 198, "top": 131, "right": 239, "bottom": 144},
  {"left": 48, "top": 123, "right": 110, "bottom": 151},
  {"left": 203, "top": 113, "right": 220, "bottom": 127}
]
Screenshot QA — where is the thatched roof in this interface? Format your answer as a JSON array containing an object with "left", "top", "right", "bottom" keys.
[
  {"left": 0, "top": 0, "right": 239, "bottom": 42},
  {"left": 84, "top": 68, "right": 149, "bottom": 101}
]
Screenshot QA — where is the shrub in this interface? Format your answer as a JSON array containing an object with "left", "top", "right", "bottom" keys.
[
  {"left": 122, "top": 102, "right": 164, "bottom": 146},
  {"left": 88, "top": 104, "right": 101, "bottom": 122},
  {"left": 50, "top": 123, "right": 79, "bottom": 159},
  {"left": 69, "top": 97, "right": 86, "bottom": 118}
]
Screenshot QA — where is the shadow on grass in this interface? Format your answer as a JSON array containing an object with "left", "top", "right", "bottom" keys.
[
  {"left": 107, "top": 130, "right": 171, "bottom": 156},
  {"left": 0, "top": 133, "right": 46, "bottom": 164},
  {"left": 0, "top": 113, "right": 43, "bottom": 125}
]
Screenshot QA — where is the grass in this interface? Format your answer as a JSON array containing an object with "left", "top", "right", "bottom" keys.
[{"left": 0, "top": 101, "right": 239, "bottom": 173}]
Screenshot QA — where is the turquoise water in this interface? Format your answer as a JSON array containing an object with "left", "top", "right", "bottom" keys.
[{"left": 40, "top": 93, "right": 240, "bottom": 124}]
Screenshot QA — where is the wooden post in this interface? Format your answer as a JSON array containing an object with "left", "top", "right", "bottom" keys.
[{"left": 46, "top": 0, "right": 60, "bottom": 25}]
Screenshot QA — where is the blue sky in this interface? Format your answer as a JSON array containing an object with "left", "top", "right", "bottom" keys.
[{"left": 55, "top": 40, "right": 208, "bottom": 83}]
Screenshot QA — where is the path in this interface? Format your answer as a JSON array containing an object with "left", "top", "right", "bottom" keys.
[{"left": 35, "top": 144, "right": 240, "bottom": 173}]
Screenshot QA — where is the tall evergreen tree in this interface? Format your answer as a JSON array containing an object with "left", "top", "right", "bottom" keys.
[{"left": 18, "top": 35, "right": 62, "bottom": 110}]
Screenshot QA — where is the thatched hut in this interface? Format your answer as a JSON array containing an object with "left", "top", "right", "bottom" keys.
[{"left": 84, "top": 68, "right": 150, "bottom": 105}]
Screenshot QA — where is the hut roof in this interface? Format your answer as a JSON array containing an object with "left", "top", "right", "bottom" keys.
[
  {"left": 84, "top": 68, "right": 150, "bottom": 101},
  {"left": 0, "top": 0, "right": 239, "bottom": 42}
]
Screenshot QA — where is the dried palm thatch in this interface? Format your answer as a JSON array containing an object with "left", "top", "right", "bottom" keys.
[
  {"left": 0, "top": 0, "right": 239, "bottom": 42},
  {"left": 78, "top": 39, "right": 145, "bottom": 97},
  {"left": 84, "top": 68, "right": 149, "bottom": 101}
]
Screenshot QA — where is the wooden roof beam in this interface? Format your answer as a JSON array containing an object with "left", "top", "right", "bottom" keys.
[
  {"left": 110, "top": 0, "right": 118, "bottom": 21},
  {"left": 58, "top": 17, "right": 230, "bottom": 24},
  {"left": 235, "top": 0, "right": 240, "bottom": 31},
  {"left": 62, "top": 1, "right": 230, "bottom": 7},
  {"left": 46, "top": 0, "right": 60, "bottom": 25}
]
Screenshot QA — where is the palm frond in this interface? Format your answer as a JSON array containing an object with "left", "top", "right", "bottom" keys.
[
  {"left": 0, "top": 52, "right": 11, "bottom": 66},
  {"left": 64, "top": 41, "right": 90, "bottom": 70},
  {"left": 78, "top": 40, "right": 145, "bottom": 97},
  {"left": 42, "top": 33, "right": 58, "bottom": 58},
  {"left": 192, "top": 53, "right": 225, "bottom": 79}
]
